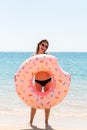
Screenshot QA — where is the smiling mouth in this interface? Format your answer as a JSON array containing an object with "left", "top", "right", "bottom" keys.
[{"left": 41, "top": 48, "right": 44, "bottom": 51}]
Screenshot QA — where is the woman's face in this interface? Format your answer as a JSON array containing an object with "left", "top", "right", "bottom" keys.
[{"left": 39, "top": 42, "right": 48, "bottom": 53}]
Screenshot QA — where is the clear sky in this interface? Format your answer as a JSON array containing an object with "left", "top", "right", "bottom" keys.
[{"left": 0, "top": 0, "right": 87, "bottom": 52}]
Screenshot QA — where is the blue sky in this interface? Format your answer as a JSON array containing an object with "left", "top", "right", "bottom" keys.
[{"left": 0, "top": 0, "right": 87, "bottom": 52}]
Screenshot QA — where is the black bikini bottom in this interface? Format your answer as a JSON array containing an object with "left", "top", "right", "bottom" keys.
[{"left": 35, "top": 78, "right": 51, "bottom": 86}]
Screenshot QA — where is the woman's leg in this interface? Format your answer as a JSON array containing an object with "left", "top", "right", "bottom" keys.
[
  {"left": 44, "top": 81, "right": 51, "bottom": 126},
  {"left": 44, "top": 80, "right": 52, "bottom": 91},
  {"left": 30, "top": 108, "right": 36, "bottom": 126},
  {"left": 29, "top": 82, "right": 41, "bottom": 126},
  {"left": 45, "top": 109, "right": 50, "bottom": 126},
  {"left": 34, "top": 82, "right": 42, "bottom": 91}
]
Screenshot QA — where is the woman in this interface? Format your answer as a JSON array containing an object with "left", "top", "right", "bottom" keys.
[{"left": 30, "top": 39, "right": 52, "bottom": 127}]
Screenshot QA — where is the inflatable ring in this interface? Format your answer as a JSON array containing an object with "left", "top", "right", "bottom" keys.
[{"left": 15, "top": 54, "right": 71, "bottom": 109}]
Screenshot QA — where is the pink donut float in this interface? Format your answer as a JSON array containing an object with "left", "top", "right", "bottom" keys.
[{"left": 15, "top": 54, "right": 71, "bottom": 109}]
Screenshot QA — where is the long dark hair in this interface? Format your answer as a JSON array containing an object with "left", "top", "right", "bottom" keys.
[{"left": 35, "top": 39, "right": 49, "bottom": 54}]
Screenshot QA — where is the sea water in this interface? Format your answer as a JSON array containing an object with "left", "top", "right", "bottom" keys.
[{"left": 0, "top": 52, "right": 87, "bottom": 117}]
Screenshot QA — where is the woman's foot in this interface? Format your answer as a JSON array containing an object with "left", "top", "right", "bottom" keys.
[
  {"left": 45, "top": 123, "right": 51, "bottom": 128},
  {"left": 30, "top": 121, "right": 33, "bottom": 127}
]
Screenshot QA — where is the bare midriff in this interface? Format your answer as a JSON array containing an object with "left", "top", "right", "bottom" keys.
[{"left": 35, "top": 71, "right": 51, "bottom": 81}]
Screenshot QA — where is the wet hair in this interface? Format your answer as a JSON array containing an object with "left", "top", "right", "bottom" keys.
[{"left": 35, "top": 39, "right": 49, "bottom": 54}]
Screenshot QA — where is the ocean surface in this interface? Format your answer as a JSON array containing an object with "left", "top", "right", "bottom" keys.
[{"left": 0, "top": 52, "right": 87, "bottom": 118}]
